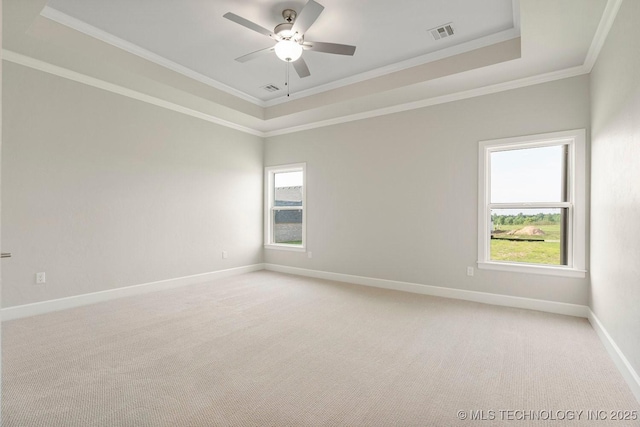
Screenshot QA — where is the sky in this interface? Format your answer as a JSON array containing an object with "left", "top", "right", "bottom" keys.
[
  {"left": 491, "top": 145, "right": 564, "bottom": 215},
  {"left": 275, "top": 171, "right": 303, "bottom": 187}
]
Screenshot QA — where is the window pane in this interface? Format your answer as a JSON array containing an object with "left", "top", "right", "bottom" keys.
[
  {"left": 274, "top": 171, "right": 303, "bottom": 187},
  {"left": 491, "top": 145, "right": 566, "bottom": 203},
  {"left": 274, "top": 209, "right": 303, "bottom": 244},
  {"left": 490, "top": 208, "right": 567, "bottom": 265},
  {"left": 275, "top": 171, "right": 303, "bottom": 207}
]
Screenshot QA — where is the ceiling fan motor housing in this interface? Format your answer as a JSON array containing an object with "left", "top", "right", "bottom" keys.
[{"left": 274, "top": 22, "right": 303, "bottom": 44}]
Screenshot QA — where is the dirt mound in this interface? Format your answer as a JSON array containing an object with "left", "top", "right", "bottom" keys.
[{"left": 507, "top": 226, "right": 545, "bottom": 236}]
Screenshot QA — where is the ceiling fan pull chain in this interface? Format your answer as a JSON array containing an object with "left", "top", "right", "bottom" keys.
[{"left": 286, "top": 61, "right": 290, "bottom": 97}]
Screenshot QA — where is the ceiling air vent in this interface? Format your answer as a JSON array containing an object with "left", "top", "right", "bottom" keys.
[
  {"left": 262, "top": 84, "right": 281, "bottom": 92},
  {"left": 429, "top": 23, "right": 455, "bottom": 41}
]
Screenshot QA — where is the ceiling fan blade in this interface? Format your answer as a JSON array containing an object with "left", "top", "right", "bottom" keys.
[
  {"left": 291, "top": 0, "right": 324, "bottom": 34},
  {"left": 293, "top": 57, "right": 311, "bottom": 78},
  {"left": 303, "top": 41, "right": 356, "bottom": 56},
  {"left": 223, "top": 12, "right": 278, "bottom": 40},
  {"left": 235, "top": 46, "right": 275, "bottom": 63}
]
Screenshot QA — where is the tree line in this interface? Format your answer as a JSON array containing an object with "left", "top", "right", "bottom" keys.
[{"left": 492, "top": 213, "right": 561, "bottom": 226}]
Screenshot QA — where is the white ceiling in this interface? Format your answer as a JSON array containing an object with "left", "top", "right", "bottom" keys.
[
  {"left": 43, "top": 0, "right": 518, "bottom": 103},
  {"left": 3, "top": 0, "right": 612, "bottom": 135}
]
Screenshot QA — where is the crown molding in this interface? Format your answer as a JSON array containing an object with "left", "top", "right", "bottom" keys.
[
  {"left": 583, "top": 0, "right": 624, "bottom": 72},
  {"left": 33, "top": 0, "right": 619, "bottom": 127},
  {"left": 40, "top": 5, "right": 268, "bottom": 108},
  {"left": 2, "top": 50, "right": 265, "bottom": 137},
  {"left": 4, "top": 48, "right": 592, "bottom": 138},
  {"left": 263, "top": 65, "right": 589, "bottom": 137}
]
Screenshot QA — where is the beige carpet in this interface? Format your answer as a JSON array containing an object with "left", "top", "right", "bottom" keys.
[{"left": 3, "top": 271, "right": 639, "bottom": 426}]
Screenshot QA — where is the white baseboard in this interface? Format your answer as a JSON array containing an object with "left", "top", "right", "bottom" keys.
[
  {"left": 1, "top": 264, "right": 265, "bottom": 321},
  {"left": 264, "top": 264, "right": 589, "bottom": 318},
  {"left": 4, "top": 261, "right": 588, "bottom": 320},
  {"left": 588, "top": 310, "right": 640, "bottom": 403}
]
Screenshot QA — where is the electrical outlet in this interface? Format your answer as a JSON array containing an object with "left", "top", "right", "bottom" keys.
[
  {"left": 36, "top": 272, "right": 46, "bottom": 284},
  {"left": 466, "top": 267, "right": 474, "bottom": 277},
  {"left": 222, "top": 251, "right": 228, "bottom": 259},
  {"left": 307, "top": 251, "right": 313, "bottom": 259}
]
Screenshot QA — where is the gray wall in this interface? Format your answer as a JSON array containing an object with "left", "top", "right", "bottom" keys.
[
  {"left": 1, "top": 62, "right": 264, "bottom": 308},
  {"left": 265, "top": 75, "right": 591, "bottom": 305},
  {"left": 590, "top": 0, "right": 640, "bottom": 376}
]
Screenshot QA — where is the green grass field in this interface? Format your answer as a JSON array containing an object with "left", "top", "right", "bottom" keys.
[{"left": 491, "top": 224, "right": 562, "bottom": 265}]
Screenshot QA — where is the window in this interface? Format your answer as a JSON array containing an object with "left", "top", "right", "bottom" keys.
[
  {"left": 265, "top": 163, "right": 306, "bottom": 251},
  {"left": 477, "top": 130, "right": 586, "bottom": 278}
]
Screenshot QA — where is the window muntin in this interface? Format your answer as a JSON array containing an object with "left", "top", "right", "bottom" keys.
[
  {"left": 265, "top": 164, "right": 306, "bottom": 250},
  {"left": 478, "top": 130, "right": 586, "bottom": 277}
]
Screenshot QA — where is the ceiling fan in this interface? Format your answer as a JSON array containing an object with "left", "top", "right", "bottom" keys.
[{"left": 223, "top": 0, "right": 356, "bottom": 78}]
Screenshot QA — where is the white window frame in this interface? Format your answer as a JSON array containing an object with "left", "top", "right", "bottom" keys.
[
  {"left": 477, "top": 129, "right": 586, "bottom": 278},
  {"left": 264, "top": 163, "right": 306, "bottom": 252}
]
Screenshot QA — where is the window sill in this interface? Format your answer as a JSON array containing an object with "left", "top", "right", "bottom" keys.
[
  {"left": 264, "top": 244, "right": 306, "bottom": 252},
  {"left": 477, "top": 261, "right": 586, "bottom": 278}
]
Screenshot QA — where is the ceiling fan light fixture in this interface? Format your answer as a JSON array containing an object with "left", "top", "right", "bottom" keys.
[
  {"left": 224, "top": 0, "right": 356, "bottom": 80},
  {"left": 275, "top": 40, "right": 303, "bottom": 62}
]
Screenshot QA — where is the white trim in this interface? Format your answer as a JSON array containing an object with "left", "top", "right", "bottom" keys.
[
  {"left": 1, "top": 50, "right": 264, "bottom": 138},
  {"left": 1, "top": 264, "right": 265, "bottom": 321},
  {"left": 40, "top": 6, "right": 266, "bottom": 107},
  {"left": 478, "top": 262, "right": 586, "bottom": 278},
  {"left": 588, "top": 310, "right": 640, "bottom": 403},
  {"left": 477, "top": 129, "right": 587, "bottom": 276},
  {"left": 583, "top": 0, "right": 624, "bottom": 72},
  {"left": 264, "top": 66, "right": 587, "bottom": 137},
  {"left": 264, "top": 28, "right": 521, "bottom": 107},
  {"left": 264, "top": 264, "right": 588, "bottom": 318},
  {"left": 264, "top": 244, "right": 306, "bottom": 252}
]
